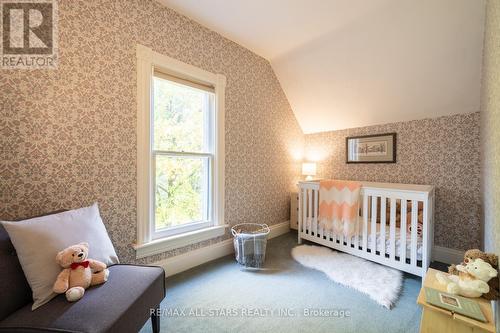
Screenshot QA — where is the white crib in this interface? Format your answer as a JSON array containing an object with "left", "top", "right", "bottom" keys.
[{"left": 297, "top": 180, "right": 435, "bottom": 277}]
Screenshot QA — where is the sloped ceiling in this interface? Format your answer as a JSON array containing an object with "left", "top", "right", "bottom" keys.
[{"left": 159, "top": 0, "right": 486, "bottom": 133}]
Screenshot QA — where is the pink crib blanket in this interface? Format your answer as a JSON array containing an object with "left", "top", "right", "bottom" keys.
[{"left": 318, "top": 179, "right": 362, "bottom": 237}]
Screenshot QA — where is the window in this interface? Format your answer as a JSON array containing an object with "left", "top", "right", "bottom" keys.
[
  {"left": 135, "top": 45, "right": 226, "bottom": 258},
  {"left": 152, "top": 72, "right": 214, "bottom": 239}
]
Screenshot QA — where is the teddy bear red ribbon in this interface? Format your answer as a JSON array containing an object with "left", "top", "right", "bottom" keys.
[{"left": 70, "top": 261, "right": 90, "bottom": 270}]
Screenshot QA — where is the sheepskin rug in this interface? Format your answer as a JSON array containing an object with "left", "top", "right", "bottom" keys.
[{"left": 291, "top": 245, "right": 403, "bottom": 309}]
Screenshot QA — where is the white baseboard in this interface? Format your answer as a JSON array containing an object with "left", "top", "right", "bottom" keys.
[
  {"left": 157, "top": 221, "right": 290, "bottom": 277},
  {"left": 432, "top": 246, "right": 464, "bottom": 265},
  {"left": 159, "top": 237, "right": 234, "bottom": 277},
  {"left": 267, "top": 220, "right": 291, "bottom": 239}
]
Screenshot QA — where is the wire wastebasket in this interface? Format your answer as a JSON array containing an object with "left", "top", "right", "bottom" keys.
[{"left": 231, "top": 223, "right": 270, "bottom": 268}]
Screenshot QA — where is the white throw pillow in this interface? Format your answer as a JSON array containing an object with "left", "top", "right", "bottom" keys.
[{"left": 1, "top": 203, "right": 119, "bottom": 310}]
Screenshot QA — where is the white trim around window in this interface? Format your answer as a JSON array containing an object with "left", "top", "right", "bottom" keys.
[{"left": 134, "top": 44, "right": 227, "bottom": 259}]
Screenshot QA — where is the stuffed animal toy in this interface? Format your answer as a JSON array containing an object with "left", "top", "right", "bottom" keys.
[
  {"left": 52, "top": 242, "right": 109, "bottom": 302},
  {"left": 436, "top": 258, "right": 498, "bottom": 298},
  {"left": 448, "top": 249, "right": 499, "bottom": 300},
  {"left": 382, "top": 201, "right": 424, "bottom": 236},
  {"left": 406, "top": 209, "right": 424, "bottom": 237}
]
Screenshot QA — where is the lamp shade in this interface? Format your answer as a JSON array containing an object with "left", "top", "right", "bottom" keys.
[{"left": 302, "top": 162, "right": 317, "bottom": 176}]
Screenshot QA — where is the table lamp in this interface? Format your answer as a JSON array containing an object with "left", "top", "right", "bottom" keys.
[{"left": 302, "top": 162, "right": 317, "bottom": 181}]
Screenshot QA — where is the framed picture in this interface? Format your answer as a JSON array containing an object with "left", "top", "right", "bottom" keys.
[
  {"left": 346, "top": 133, "right": 396, "bottom": 163},
  {"left": 439, "top": 293, "right": 462, "bottom": 309}
]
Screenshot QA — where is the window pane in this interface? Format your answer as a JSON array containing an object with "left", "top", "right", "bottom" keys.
[
  {"left": 153, "top": 76, "right": 213, "bottom": 153},
  {"left": 155, "top": 155, "right": 209, "bottom": 230}
]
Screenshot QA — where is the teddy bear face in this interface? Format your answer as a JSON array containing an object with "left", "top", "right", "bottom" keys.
[
  {"left": 55, "top": 242, "right": 89, "bottom": 268},
  {"left": 463, "top": 249, "right": 498, "bottom": 268},
  {"left": 464, "top": 258, "right": 498, "bottom": 282}
]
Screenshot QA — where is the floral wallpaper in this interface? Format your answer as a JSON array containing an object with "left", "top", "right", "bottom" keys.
[
  {"left": 0, "top": 0, "right": 304, "bottom": 263},
  {"left": 1, "top": 0, "right": 483, "bottom": 262},
  {"left": 305, "top": 112, "right": 481, "bottom": 251},
  {"left": 481, "top": 0, "right": 500, "bottom": 256}
]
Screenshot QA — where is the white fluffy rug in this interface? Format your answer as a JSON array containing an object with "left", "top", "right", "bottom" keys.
[{"left": 291, "top": 245, "right": 403, "bottom": 309}]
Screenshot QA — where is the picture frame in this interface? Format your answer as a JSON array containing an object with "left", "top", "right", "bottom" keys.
[
  {"left": 439, "top": 293, "right": 462, "bottom": 309},
  {"left": 346, "top": 133, "right": 396, "bottom": 164}
]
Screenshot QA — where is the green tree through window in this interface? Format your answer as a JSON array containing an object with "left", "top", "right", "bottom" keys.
[{"left": 153, "top": 77, "right": 212, "bottom": 230}]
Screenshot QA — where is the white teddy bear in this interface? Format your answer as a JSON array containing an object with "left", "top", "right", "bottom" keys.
[{"left": 436, "top": 258, "right": 498, "bottom": 298}]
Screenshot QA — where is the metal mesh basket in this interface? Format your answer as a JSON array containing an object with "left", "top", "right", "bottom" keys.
[{"left": 231, "top": 223, "right": 270, "bottom": 268}]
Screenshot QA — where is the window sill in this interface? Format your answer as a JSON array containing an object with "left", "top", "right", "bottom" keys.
[{"left": 133, "top": 225, "right": 228, "bottom": 259}]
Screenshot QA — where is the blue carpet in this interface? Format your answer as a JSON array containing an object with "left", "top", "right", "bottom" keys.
[{"left": 140, "top": 232, "right": 422, "bottom": 333}]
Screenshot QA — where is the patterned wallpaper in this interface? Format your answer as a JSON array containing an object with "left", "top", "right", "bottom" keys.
[
  {"left": 0, "top": 0, "right": 304, "bottom": 263},
  {"left": 304, "top": 112, "right": 481, "bottom": 251},
  {"left": 481, "top": 0, "right": 500, "bottom": 256}
]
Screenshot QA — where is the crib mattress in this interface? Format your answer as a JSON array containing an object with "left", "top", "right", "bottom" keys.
[
  {"left": 303, "top": 221, "right": 423, "bottom": 260},
  {"left": 362, "top": 226, "right": 423, "bottom": 260}
]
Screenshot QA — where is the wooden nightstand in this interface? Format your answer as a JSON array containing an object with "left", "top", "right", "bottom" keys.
[
  {"left": 290, "top": 192, "right": 299, "bottom": 230},
  {"left": 417, "top": 268, "right": 495, "bottom": 333}
]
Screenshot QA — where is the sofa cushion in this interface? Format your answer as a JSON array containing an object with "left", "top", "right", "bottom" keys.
[
  {"left": 0, "top": 264, "right": 165, "bottom": 333},
  {"left": 0, "top": 225, "right": 31, "bottom": 321},
  {"left": 1, "top": 203, "right": 119, "bottom": 310}
]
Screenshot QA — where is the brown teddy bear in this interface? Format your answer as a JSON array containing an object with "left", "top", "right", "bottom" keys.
[
  {"left": 379, "top": 201, "right": 424, "bottom": 237},
  {"left": 52, "top": 242, "right": 110, "bottom": 302},
  {"left": 448, "top": 249, "right": 499, "bottom": 300}
]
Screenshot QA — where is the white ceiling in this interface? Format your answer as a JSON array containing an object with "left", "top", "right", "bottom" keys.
[{"left": 159, "top": 0, "right": 486, "bottom": 133}]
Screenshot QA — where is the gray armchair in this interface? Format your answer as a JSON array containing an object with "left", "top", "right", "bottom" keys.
[{"left": 0, "top": 223, "right": 165, "bottom": 333}]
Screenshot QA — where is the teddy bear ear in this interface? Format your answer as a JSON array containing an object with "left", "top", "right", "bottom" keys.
[
  {"left": 55, "top": 250, "right": 64, "bottom": 264},
  {"left": 487, "top": 254, "right": 498, "bottom": 267},
  {"left": 79, "top": 242, "right": 89, "bottom": 249},
  {"left": 465, "top": 249, "right": 479, "bottom": 257}
]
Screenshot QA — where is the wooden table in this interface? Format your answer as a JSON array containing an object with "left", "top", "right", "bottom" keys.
[{"left": 417, "top": 268, "right": 495, "bottom": 333}]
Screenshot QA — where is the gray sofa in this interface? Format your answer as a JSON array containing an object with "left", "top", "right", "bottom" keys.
[{"left": 0, "top": 224, "right": 165, "bottom": 333}]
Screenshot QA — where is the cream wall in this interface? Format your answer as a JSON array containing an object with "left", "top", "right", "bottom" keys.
[
  {"left": 305, "top": 113, "right": 481, "bottom": 251},
  {"left": 157, "top": 0, "right": 487, "bottom": 133},
  {"left": 270, "top": 0, "right": 486, "bottom": 133},
  {"left": 0, "top": 0, "right": 304, "bottom": 263},
  {"left": 481, "top": 0, "right": 500, "bottom": 256}
]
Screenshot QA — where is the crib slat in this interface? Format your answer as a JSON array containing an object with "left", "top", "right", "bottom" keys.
[
  {"left": 400, "top": 200, "right": 407, "bottom": 263},
  {"left": 429, "top": 195, "right": 435, "bottom": 267},
  {"left": 352, "top": 212, "right": 358, "bottom": 250},
  {"left": 351, "top": 197, "right": 358, "bottom": 249},
  {"left": 389, "top": 198, "right": 396, "bottom": 260},
  {"left": 380, "top": 197, "right": 386, "bottom": 257},
  {"left": 346, "top": 216, "right": 352, "bottom": 248},
  {"left": 362, "top": 194, "right": 368, "bottom": 251},
  {"left": 299, "top": 188, "right": 303, "bottom": 233},
  {"left": 308, "top": 189, "right": 313, "bottom": 235},
  {"left": 303, "top": 188, "right": 308, "bottom": 235},
  {"left": 422, "top": 200, "right": 429, "bottom": 270},
  {"left": 298, "top": 189, "right": 302, "bottom": 235},
  {"left": 411, "top": 200, "right": 418, "bottom": 266},
  {"left": 348, "top": 236, "right": 353, "bottom": 249},
  {"left": 371, "top": 196, "right": 377, "bottom": 256},
  {"left": 314, "top": 188, "right": 319, "bottom": 238},
  {"left": 299, "top": 188, "right": 302, "bottom": 233}
]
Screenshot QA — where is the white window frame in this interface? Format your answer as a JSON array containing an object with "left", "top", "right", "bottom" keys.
[
  {"left": 150, "top": 74, "right": 214, "bottom": 241},
  {"left": 134, "top": 44, "right": 226, "bottom": 259}
]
